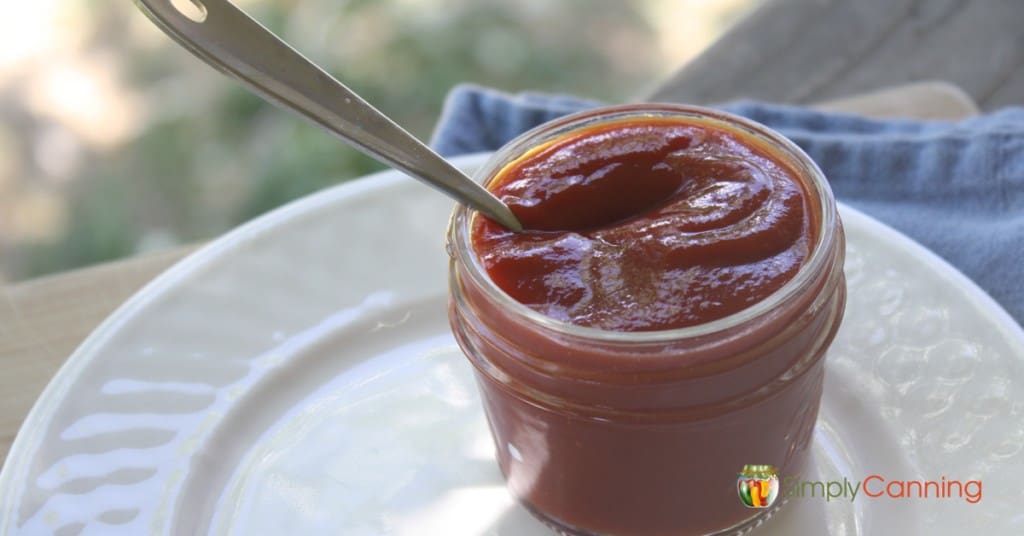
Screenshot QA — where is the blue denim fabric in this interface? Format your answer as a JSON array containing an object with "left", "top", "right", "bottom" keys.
[{"left": 430, "top": 85, "right": 1024, "bottom": 325}]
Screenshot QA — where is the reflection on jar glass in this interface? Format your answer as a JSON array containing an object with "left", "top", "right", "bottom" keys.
[{"left": 447, "top": 104, "right": 846, "bottom": 536}]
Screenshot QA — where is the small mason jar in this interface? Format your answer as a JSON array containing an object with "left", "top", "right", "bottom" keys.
[{"left": 446, "top": 104, "right": 846, "bottom": 536}]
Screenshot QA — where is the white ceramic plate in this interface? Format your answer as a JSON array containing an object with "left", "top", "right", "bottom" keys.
[{"left": 2, "top": 154, "right": 1022, "bottom": 536}]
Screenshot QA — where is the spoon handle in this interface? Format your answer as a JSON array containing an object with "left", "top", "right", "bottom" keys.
[{"left": 134, "top": 0, "right": 522, "bottom": 231}]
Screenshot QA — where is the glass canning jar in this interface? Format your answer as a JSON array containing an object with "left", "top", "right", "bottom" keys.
[{"left": 447, "top": 104, "right": 846, "bottom": 536}]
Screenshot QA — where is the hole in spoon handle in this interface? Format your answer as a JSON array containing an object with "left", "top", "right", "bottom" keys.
[{"left": 171, "top": 0, "right": 208, "bottom": 22}]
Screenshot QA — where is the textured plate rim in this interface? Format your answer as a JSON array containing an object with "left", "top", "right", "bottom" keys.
[{"left": 0, "top": 158, "right": 440, "bottom": 518}]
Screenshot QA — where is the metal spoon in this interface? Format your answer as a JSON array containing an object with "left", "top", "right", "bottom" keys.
[{"left": 134, "top": 0, "right": 523, "bottom": 232}]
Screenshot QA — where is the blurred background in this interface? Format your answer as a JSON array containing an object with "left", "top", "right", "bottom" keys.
[{"left": 0, "top": 0, "right": 756, "bottom": 283}]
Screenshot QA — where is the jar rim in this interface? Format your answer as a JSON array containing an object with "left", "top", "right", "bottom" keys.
[{"left": 447, "top": 103, "right": 840, "bottom": 343}]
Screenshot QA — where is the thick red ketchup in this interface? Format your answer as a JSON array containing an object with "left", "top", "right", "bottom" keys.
[
  {"left": 472, "top": 117, "right": 814, "bottom": 331},
  {"left": 447, "top": 105, "right": 846, "bottom": 536}
]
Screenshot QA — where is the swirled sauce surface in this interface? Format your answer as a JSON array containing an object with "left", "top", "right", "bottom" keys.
[{"left": 471, "top": 117, "right": 816, "bottom": 331}]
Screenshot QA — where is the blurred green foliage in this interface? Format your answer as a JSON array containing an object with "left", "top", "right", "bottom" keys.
[{"left": 4, "top": 0, "right": 668, "bottom": 279}]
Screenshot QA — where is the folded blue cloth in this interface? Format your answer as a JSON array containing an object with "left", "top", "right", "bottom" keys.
[{"left": 431, "top": 85, "right": 1024, "bottom": 325}]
